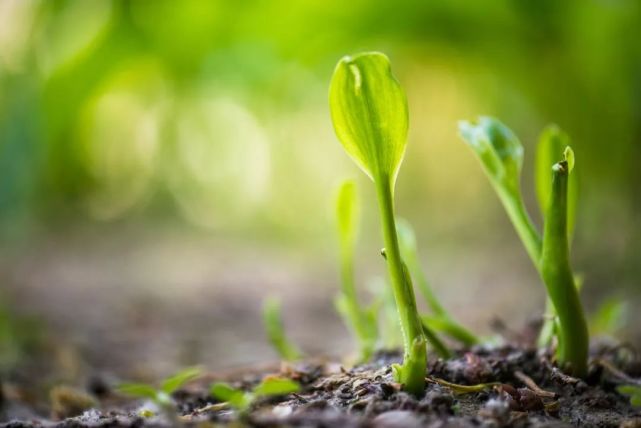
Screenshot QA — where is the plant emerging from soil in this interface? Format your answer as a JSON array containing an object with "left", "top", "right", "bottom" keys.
[
  {"left": 263, "top": 297, "right": 302, "bottom": 361},
  {"left": 459, "top": 118, "right": 588, "bottom": 376},
  {"left": 210, "top": 376, "right": 300, "bottom": 412},
  {"left": 334, "top": 179, "right": 379, "bottom": 361},
  {"left": 329, "top": 52, "right": 427, "bottom": 394},
  {"left": 117, "top": 366, "right": 202, "bottom": 413}
]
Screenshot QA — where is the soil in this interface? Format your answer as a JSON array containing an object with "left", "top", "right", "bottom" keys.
[{"left": 2, "top": 344, "right": 640, "bottom": 428}]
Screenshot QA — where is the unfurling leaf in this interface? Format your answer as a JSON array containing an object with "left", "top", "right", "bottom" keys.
[
  {"left": 329, "top": 52, "right": 408, "bottom": 186},
  {"left": 458, "top": 117, "right": 524, "bottom": 194}
]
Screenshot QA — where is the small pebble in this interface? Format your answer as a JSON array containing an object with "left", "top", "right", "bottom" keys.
[{"left": 372, "top": 410, "right": 423, "bottom": 428}]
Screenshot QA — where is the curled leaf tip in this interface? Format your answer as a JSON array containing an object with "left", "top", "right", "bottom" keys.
[
  {"left": 563, "top": 146, "right": 575, "bottom": 173},
  {"left": 458, "top": 116, "right": 524, "bottom": 189}
]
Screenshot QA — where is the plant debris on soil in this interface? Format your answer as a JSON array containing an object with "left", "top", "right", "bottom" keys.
[{"left": 2, "top": 344, "right": 641, "bottom": 428}]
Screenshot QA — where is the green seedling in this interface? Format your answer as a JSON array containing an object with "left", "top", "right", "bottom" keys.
[
  {"left": 589, "top": 296, "right": 629, "bottom": 338},
  {"left": 535, "top": 126, "right": 578, "bottom": 347},
  {"left": 117, "top": 366, "right": 202, "bottom": 413},
  {"left": 334, "top": 179, "right": 379, "bottom": 361},
  {"left": 396, "top": 219, "right": 479, "bottom": 347},
  {"left": 210, "top": 376, "right": 300, "bottom": 412},
  {"left": 617, "top": 385, "right": 641, "bottom": 408},
  {"left": 263, "top": 297, "right": 302, "bottom": 361},
  {"left": 459, "top": 118, "right": 588, "bottom": 376},
  {"left": 330, "top": 52, "right": 427, "bottom": 394},
  {"left": 539, "top": 148, "right": 588, "bottom": 376}
]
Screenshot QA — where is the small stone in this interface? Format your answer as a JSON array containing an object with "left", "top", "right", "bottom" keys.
[{"left": 372, "top": 410, "right": 423, "bottom": 428}]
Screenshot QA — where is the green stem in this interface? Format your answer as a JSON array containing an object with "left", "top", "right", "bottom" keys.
[
  {"left": 496, "top": 186, "right": 559, "bottom": 347},
  {"left": 337, "top": 248, "right": 375, "bottom": 360},
  {"left": 375, "top": 175, "right": 426, "bottom": 395},
  {"left": 540, "top": 162, "right": 588, "bottom": 377},
  {"left": 495, "top": 186, "right": 542, "bottom": 269}
]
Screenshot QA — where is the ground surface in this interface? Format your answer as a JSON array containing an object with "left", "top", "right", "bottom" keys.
[{"left": 2, "top": 345, "right": 640, "bottom": 427}]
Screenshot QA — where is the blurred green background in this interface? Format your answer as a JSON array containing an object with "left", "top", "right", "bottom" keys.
[{"left": 0, "top": 0, "right": 640, "bottom": 380}]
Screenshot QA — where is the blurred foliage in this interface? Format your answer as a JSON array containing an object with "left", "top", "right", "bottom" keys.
[
  {"left": 0, "top": 294, "right": 45, "bottom": 374},
  {"left": 0, "top": 0, "right": 640, "bottom": 285}
]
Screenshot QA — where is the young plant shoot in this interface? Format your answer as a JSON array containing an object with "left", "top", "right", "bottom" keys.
[
  {"left": 211, "top": 376, "right": 300, "bottom": 412},
  {"left": 396, "top": 219, "right": 479, "bottom": 346},
  {"left": 118, "top": 366, "right": 202, "bottom": 414},
  {"left": 334, "top": 179, "right": 378, "bottom": 361},
  {"left": 540, "top": 147, "right": 588, "bottom": 376},
  {"left": 330, "top": 52, "right": 427, "bottom": 394},
  {"left": 459, "top": 118, "right": 588, "bottom": 376},
  {"left": 262, "top": 297, "right": 302, "bottom": 361},
  {"left": 535, "top": 125, "right": 578, "bottom": 347},
  {"left": 618, "top": 385, "right": 641, "bottom": 408}
]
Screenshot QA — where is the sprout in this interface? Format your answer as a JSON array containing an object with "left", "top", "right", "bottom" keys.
[
  {"left": 535, "top": 126, "right": 579, "bottom": 347},
  {"left": 536, "top": 126, "right": 577, "bottom": 236},
  {"left": 460, "top": 119, "right": 589, "bottom": 376},
  {"left": 334, "top": 179, "right": 379, "bottom": 361},
  {"left": 617, "top": 385, "right": 641, "bottom": 408},
  {"left": 262, "top": 297, "right": 302, "bottom": 361},
  {"left": 540, "top": 147, "right": 588, "bottom": 376},
  {"left": 210, "top": 376, "right": 300, "bottom": 412},
  {"left": 330, "top": 52, "right": 426, "bottom": 394},
  {"left": 589, "top": 296, "right": 628, "bottom": 338},
  {"left": 397, "top": 219, "right": 479, "bottom": 346},
  {"left": 117, "top": 366, "right": 202, "bottom": 414}
]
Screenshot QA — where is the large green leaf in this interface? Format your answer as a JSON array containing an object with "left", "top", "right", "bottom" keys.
[{"left": 329, "top": 52, "right": 408, "bottom": 187}]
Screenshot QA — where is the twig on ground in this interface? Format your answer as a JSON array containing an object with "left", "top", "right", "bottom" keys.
[
  {"left": 514, "top": 371, "right": 556, "bottom": 398},
  {"left": 596, "top": 358, "right": 641, "bottom": 386},
  {"left": 426, "top": 377, "right": 500, "bottom": 395}
]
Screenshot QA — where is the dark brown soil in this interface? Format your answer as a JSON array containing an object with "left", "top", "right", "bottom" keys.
[{"left": 2, "top": 344, "right": 641, "bottom": 428}]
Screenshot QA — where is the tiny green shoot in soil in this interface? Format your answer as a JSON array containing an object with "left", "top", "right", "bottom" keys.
[
  {"left": 263, "top": 297, "right": 302, "bottom": 361},
  {"left": 535, "top": 125, "right": 578, "bottom": 347},
  {"left": 617, "top": 385, "right": 641, "bottom": 408},
  {"left": 540, "top": 147, "right": 588, "bottom": 376},
  {"left": 210, "top": 377, "right": 300, "bottom": 412},
  {"left": 459, "top": 118, "right": 588, "bottom": 376},
  {"left": 117, "top": 366, "right": 202, "bottom": 410},
  {"left": 329, "top": 52, "right": 427, "bottom": 394},
  {"left": 334, "top": 179, "right": 379, "bottom": 361}
]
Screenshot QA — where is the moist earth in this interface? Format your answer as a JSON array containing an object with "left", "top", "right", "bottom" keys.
[{"left": 2, "top": 345, "right": 641, "bottom": 427}]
